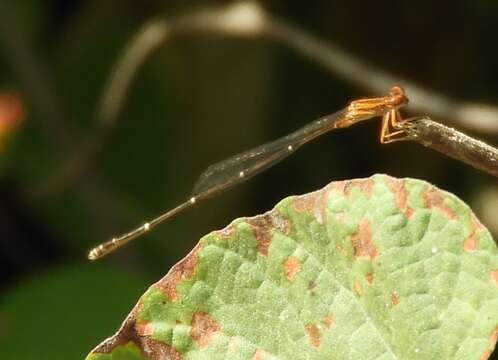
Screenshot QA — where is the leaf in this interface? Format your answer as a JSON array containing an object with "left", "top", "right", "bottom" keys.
[{"left": 86, "top": 174, "right": 498, "bottom": 360}]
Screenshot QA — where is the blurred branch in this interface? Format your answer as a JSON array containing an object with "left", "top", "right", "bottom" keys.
[
  {"left": 34, "top": 1, "right": 268, "bottom": 197},
  {"left": 37, "top": 1, "right": 498, "bottom": 198},
  {"left": 265, "top": 18, "right": 498, "bottom": 134},
  {"left": 0, "top": 2, "right": 134, "bottom": 244},
  {"left": 0, "top": 2, "right": 76, "bottom": 149}
]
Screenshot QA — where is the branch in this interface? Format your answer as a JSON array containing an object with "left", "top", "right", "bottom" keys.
[{"left": 395, "top": 116, "right": 498, "bottom": 178}]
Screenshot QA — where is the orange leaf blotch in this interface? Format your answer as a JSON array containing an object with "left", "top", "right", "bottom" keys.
[
  {"left": 351, "top": 219, "right": 378, "bottom": 260},
  {"left": 190, "top": 312, "right": 221, "bottom": 349},
  {"left": 324, "top": 313, "right": 334, "bottom": 329},
  {"left": 464, "top": 229, "right": 479, "bottom": 253},
  {"left": 479, "top": 327, "right": 498, "bottom": 360},
  {"left": 353, "top": 281, "right": 363, "bottom": 296},
  {"left": 135, "top": 321, "right": 155, "bottom": 336},
  {"left": 330, "top": 180, "right": 348, "bottom": 193},
  {"left": 284, "top": 257, "right": 301, "bottom": 281},
  {"left": 464, "top": 216, "right": 485, "bottom": 253},
  {"left": 252, "top": 348, "right": 265, "bottom": 360},
  {"left": 480, "top": 351, "right": 492, "bottom": 360},
  {"left": 246, "top": 212, "right": 290, "bottom": 256},
  {"left": 385, "top": 178, "right": 413, "bottom": 219},
  {"left": 423, "top": 188, "right": 456, "bottom": 219},
  {"left": 153, "top": 243, "right": 203, "bottom": 301},
  {"left": 490, "top": 328, "right": 498, "bottom": 346},
  {"left": 391, "top": 290, "right": 400, "bottom": 306},
  {"left": 293, "top": 189, "right": 330, "bottom": 224},
  {"left": 342, "top": 178, "right": 375, "bottom": 198},
  {"left": 305, "top": 324, "right": 321, "bottom": 348},
  {"left": 491, "top": 270, "right": 498, "bottom": 287},
  {"left": 365, "top": 273, "right": 374, "bottom": 284}
]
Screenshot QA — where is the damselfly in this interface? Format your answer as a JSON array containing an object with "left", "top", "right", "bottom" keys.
[{"left": 88, "top": 86, "right": 408, "bottom": 260}]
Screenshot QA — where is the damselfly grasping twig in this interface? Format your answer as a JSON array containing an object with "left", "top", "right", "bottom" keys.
[
  {"left": 88, "top": 86, "right": 408, "bottom": 260},
  {"left": 386, "top": 116, "right": 498, "bottom": 178}
]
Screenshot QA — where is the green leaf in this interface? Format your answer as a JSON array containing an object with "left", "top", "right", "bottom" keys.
[{"left": 86, "top": 175, "right": 498, "bottom": 360}]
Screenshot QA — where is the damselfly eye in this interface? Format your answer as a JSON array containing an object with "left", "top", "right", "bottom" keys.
[{"left": 388, "top": 86, "right": 408, "bottom": 106}]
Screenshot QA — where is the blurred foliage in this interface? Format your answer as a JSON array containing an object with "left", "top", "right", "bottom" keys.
[
  {"left": 0, "top": 264, "right": 146, "bottom": 359},
  {"left": 0, "top": 0, "right": 496, "bottom": 359}
]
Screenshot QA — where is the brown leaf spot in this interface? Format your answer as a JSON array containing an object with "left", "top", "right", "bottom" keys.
[
  {"left": 145, "top": 338, "right": 183, "bottom": 360},
  {"left": 353, "top": 281, "right": 363, "bottom": 295},
  {"left": 342, "top": 178, "right": 374, "bottom": 198},
  {"left": 253, "top": 348, "right": 265, "bottom": 360},
  {"left": 423, "top": 188, "right": 456, "bottom": 219},
  {"left": 464, "top": 229, "right": 478, "bottom": 253},
  {"left": 491, "top": 270, "right": 498, "bottom": 287},
  {"left": 385, "top": 178, "right": 413, "bottom": 219},
  {"left": 365, "top": 273, "right": 374, "bottom": 284},
  {"left": 154, "top": 243, "right": 203, "bottom": 301},
  {"left": 324, "top": 313, "right": 334, "bottom": 329},
  {"left": 190, "top": 312, "right": 221, "bottom": 349},
  {"left": 308, "top": 280, "right": 316, "bottom": 290},
  {"left": 135, "top": 320, "right": 154, "bottom": 336},
  {"left": 391, "top": 290, "right": 400, "bottom": 306},
  {"left": 246, "top": 212, "right": 290, "bottom": 256},
  {"left": 284, "top": 257, "right": 300, "bottom": 281},
  {"left": 351, "top": 219, "right": 378, "bottom": 260},
  {"left": 293, "top": 188, "right": 330, "bottom": 224},
  {"left": 305, "top": 324, "right": 321, "bottom": 348}
]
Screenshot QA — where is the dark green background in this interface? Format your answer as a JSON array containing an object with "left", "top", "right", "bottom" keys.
[{"left": 0, "top": 1, "right": 497, "bottom": 359}]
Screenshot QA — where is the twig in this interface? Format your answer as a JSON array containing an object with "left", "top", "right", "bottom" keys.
[
  {"left": 38, "top": 1, "right": 498, "bottom": 198},
  {"left": 395, "top": 116, "right": 498, "bottom": 178}
]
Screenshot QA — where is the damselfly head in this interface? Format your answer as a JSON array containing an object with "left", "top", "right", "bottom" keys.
[{"left": 388, "top": 85, "right": 408, "bottom": 107}]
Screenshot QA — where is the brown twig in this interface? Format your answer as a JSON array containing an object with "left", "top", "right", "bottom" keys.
[{"left": 396, "top": 116, "right": 498, "bottom": 178}]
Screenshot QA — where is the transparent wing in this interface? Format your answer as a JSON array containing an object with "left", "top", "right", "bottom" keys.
[
  {"left": 88, "top": 108, "right": 349, "bottom": 260},
  {"left": 192, "top": 109, "right": 347, "bottom": 198}
]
